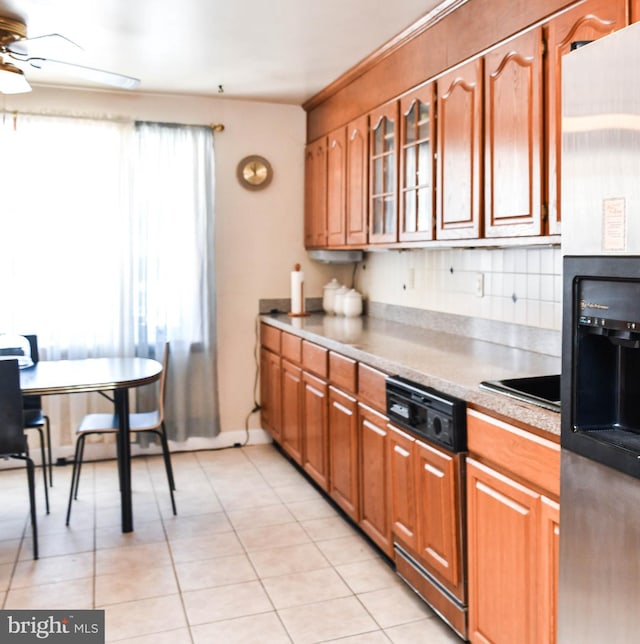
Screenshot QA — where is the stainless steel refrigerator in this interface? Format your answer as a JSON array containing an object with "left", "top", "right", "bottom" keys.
[{"left": 559, "top": 20, "right": 640, "bottom": 642}]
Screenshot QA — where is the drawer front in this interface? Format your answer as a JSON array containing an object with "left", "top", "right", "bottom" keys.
[
  {"left": 358, "top": 363, "right": 387, "bottom": 412},
  {"left": 281, "top": 332, "right": 302, "bottom": 364},
  {"left": 260, "top": 323, "right": 281, "bottom": 354},
  {"left": 467, "top": 409, "right": 560, "bottom": 498},
  {"left": 329, "top": 351, "right": 357, "bottom": 393},
  {"left": 302, "top": 340, "right": 328, "bottom": 378}
]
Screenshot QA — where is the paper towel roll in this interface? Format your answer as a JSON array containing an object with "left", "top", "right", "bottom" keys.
[{"left": 290, "top": 264, "right": 304, "bottom": 315}]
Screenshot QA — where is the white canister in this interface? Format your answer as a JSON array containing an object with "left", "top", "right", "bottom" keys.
[
  {"left": 322, "top": 278, "right": 341, "bottom": 315},
  {"left": 343, "top": 289, "right": 363, "bottom": 317},
  {"left": 333, "top": 286, "right": 350, "bottom": 316}
]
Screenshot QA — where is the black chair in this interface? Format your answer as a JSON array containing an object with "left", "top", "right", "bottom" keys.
[
  {"left": 66, "top": 342, "right": 176, "bottom": 525},
  {"left": 0, "top": 359, "right": 39, "bottom": 559}
]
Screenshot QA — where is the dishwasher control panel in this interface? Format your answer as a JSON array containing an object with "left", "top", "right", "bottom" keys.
[{"left": 386, "top": 375, "right": 466, "bottom": 452}]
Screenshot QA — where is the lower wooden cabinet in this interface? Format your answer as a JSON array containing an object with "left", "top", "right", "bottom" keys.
[
  {"left": 328, "top": 385, "right": 359, "bottom": 520},
  {"left": 358, "top": 403, "right": 392, "bottom": 557},
  {"left": 260, "top": 347, "right": 282, "bottom": 443},
  {"left": 539, "top": 496, "right": 560, "bottom": 644},
  {"left": 388, "top": 424, "right": 418, "bottom": 551},
  {"left": 280, "top": 358, "right": 303, "bottom": 464},
  {"left": 415, "top": 440, "right": 463, "bottom": 594},
  {"left": 467, "top": 457, "right": 541, "bottom": 643},
  {"left": 302, "top": 371, "right": 329, "bottom": 490},
  {"left": 466, "top": 408, "right": 560, "bottom": 644}
]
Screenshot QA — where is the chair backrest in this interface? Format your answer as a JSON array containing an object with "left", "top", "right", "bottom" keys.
[
  {"left": 158, "top": 342, "right": 170, "bottom": 423},
  {"left": 21, "top": 335, "right": 42, "bottom": 412},
  {"left": 23, "top": 335, "right": 39, "bottom": 364},
  {"left": 0, "top": 360, "right": 27, "bottom": 456}
]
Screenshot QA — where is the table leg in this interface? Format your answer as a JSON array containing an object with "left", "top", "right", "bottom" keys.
[{"left": 114, "top": 388, "right": 133, "bottom": 533}]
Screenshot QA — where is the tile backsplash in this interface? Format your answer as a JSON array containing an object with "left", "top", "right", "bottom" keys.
[{"left": 357, "top": 245, "right": 562, "bottom": 331}]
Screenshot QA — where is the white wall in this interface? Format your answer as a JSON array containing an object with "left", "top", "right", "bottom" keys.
[{"left": 4, "top": 85, "right": 341, "bottom": 436}]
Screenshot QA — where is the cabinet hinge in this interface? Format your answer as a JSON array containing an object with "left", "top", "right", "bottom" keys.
[
  {"left": 542, "top": 38, "right": 547, "bottom": 58},
  {"left": 542, "top": 203, "right": 549, "bottom": 223}
]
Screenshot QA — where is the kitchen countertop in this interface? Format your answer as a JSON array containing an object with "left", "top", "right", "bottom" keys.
[{"left": 261, "top": 313, "right": 562, "bottom": 440}]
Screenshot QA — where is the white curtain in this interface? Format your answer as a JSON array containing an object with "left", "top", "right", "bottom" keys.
[{"left": 0, "top": 112, "right": 219, "bottom": 448}]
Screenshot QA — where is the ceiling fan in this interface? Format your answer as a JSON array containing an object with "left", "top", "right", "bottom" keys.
[{"left": 0, "top": 15, "right": 140, "bottom": 94}]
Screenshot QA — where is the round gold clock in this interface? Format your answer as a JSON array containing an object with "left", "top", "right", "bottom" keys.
[{"left": 237, "top": 155, "right": 273, "bottom": 190}]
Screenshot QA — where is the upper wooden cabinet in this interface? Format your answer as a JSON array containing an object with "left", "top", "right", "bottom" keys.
[
  {"left": 399, "top": 83, "right": 436, "bottom": 242},
  {"left": 545, "top": 0, "right": 627, "bottom": 235},
  {"left": 436, "top": 59, "right": 483, "bottom": 240},
  {"left": 304, "top": 0, "right": 632, "bottom": 249},
  {"left": 369, "top": 101, "right": 399, "bottom": 244},
  {"left": 306, "top": 117, "right": 368, "bottom": 250},
  {"left": 634, "top": 0, "right": 640, "bottom": 23},
  {"left": 484, "top": 28, "right": 544, "bottom": 238},
  {"left": 346, "top": 114, "right": 369, "bottom": 246},
  {"left": 326, "top": 127, "right": 347, "bottom": 247},
  {"left": 304, "top": 137, "right": 327, "bottom": 248}
]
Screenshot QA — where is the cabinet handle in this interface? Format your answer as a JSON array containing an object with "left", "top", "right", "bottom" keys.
[{"left": 394, "top": 445, "right": 410, "bottom": 457}]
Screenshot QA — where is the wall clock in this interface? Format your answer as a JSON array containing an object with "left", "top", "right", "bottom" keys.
[{"left": 237, "top": 155, "right": 273, "bottom": 190}]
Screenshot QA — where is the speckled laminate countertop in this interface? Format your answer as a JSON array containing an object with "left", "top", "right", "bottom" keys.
[{"left": 261, "top": 313, "right": 562, "bottom": 440}]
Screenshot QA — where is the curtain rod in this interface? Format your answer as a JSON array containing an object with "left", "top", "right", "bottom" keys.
[{"left": 2, "top": 110, "right": 225, "bottom": 132}]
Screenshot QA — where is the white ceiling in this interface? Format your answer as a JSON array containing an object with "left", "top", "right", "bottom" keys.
[{"left": 0, "top": 0, "right": 449, "bottom": 105}]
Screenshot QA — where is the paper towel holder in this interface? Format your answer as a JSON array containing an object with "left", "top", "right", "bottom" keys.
[{"left": 288, "top": 263, "right": 310, "bottom": 318}]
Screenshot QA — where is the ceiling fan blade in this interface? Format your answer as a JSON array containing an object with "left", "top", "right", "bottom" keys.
[
  {"left": 7, "top": 34, "right": 82, "bottom": 58},
  {"left": 28, "top": 57, "right": 140, "bottom": 90}
]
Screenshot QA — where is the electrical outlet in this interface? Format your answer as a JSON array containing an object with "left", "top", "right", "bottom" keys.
[{"left": 475, "top": 272, "right": 484, "bottom": 297}]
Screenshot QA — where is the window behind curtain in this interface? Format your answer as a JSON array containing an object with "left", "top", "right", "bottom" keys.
[{"left": 0, "top": 113, "right": 219, "bottom": 445}]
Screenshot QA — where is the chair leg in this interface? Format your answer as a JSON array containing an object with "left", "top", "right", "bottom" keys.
[
  {"left": 160, "top": 422, "right": 176, "bottom": 491},
  {"left": 73, "top": 434, "right": 87, "bottom": 500},
  {"left": 25, "top": 457, "right": 38, "bottom": 560},
  {"left": 44, "top": 415, "right": 53, "bottom": 487},
  {"left": 25, "top": 430, "right": 49, "bottom": 514},
  {"left": 151, "top": 426, "right": 176, "bottom": 515},
  {"left": 66, "top": 435, "right": 84, "bottom": 526}
]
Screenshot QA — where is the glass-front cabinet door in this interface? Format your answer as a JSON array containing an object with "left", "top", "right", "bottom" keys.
[
  {"left": 399, "top": 84, "right": 435, "bottom": 242},
  {"left": 369, "top": 101, "right": 399, "bottom": 244}
]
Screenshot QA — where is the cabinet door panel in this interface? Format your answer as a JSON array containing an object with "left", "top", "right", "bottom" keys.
[
  {"left": 415, "top": 440, "right": 461, "bottom": 591},
  {"left": 346, "top": 115, "right": 369, "bottom": 246},
  {"left": 388, "top": 424, "right": 417, "bottom": 551},
  {"left": 437, "top": 59, "right": 483, "bottom": 240},
  {"left": 359, "top": 404, "right": 392, "bottom": 557},
  {"left": 302, "top": 372, "right": 329, "bottom": 490},
  {"left": 327, "top": 127, "right": 347, "bottom": 246},
  {"left": 546, "top": 0, "right": 627, "bottom": 235},
  {"left": 634, "top": 0, "right": 640, "bottom": 23},
  {"left": 369, "top": 101, "right": 399, "bottom": 244},
  {"left": 328, "top": 386, "right": 359, "bottom": 520},
  {"left": 260, "top": 348, "right": 281, "bottom": 442},
  {"left": 484, "top": 29, "right": 543, "bottom": 238},
  {"left": 281, "top": 359, "right": 303, "bottom": 464},
  {"left": 540, "top": 496, "right": 560, "bottom": 644},
  {"left": 304, "top": 137, "right": 327, "bottom": 248},
  {"left": 467, "top": 457, "right": 540, "bottom": 644},
  {"left": 400, "top": 83, "right": 435, "bottom": 241}
]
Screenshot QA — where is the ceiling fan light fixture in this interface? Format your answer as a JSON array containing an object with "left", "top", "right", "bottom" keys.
[{"left": 0, "top": 60, "right": 31, "bottom": 94}]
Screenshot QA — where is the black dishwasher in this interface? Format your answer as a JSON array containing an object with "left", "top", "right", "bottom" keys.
[{"left": 386, "top": 375, "right": 468, "bottom": 641}]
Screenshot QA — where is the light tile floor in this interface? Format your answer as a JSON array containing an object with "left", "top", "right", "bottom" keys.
[{"left": 0, "top": 444, "right": 462, "bottom": 643}]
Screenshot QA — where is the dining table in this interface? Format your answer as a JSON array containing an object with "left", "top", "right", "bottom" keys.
[{"left": 19, "top": 357, "right": 163, "bottom": 533}]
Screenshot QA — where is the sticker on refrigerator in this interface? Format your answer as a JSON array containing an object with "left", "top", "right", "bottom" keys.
[{"left": 602, "top": 197, "right": 626, "bottom": 252}]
